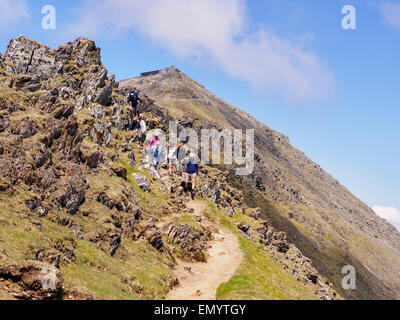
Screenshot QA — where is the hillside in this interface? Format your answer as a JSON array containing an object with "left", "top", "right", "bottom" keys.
[
  {"left": 120, "top": 66, "right": 400, "bottom": 300},
  {"left": 0, "top": 36, "right": 341, "bottom": 300}
]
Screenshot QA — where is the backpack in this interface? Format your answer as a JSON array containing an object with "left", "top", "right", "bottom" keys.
[{"left": 153, "top": 147, "right": 160, "bottom": 158}]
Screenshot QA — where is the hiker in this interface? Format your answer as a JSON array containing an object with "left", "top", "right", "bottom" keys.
[
  {"left": 183, "top": 152, "right": 199, "bottom": 192},
  {"left": 168, "top": 144, "right": 176, "bottom": 175},
  {"left": 139, "top": 116, "right": 146, "bottom": 144},
  {"left": 127, "top": 88, "right": 142, "bottom": 131},
  {"left": 151, "top": 140, "right": 164, "bottom": 171},
  {"left": 148, "top": 135, "right": 159, "bottom": 148}
]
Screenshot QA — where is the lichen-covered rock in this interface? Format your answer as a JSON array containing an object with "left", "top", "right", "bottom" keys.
[
  {"left": 4, "top": 35, "right": 54, "bottom": 78},
  {"left": 73, "top": 37, "right": 101, "bottom": 68}
]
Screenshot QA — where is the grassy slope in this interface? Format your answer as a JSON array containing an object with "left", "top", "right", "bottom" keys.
[{"left": 201, "top": 201, "right": 318, "bottom": 300}]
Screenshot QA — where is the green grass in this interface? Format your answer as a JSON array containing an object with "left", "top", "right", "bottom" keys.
[
  {"left": 0, "top": 182, "right": 176, "bottom": 300},
  {"left": 202, "top": 201, "right": 318, "bottom": 300}
]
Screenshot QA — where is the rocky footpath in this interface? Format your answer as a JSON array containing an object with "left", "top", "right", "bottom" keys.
[{"left": 0, "top": 36, "right": 339, "bottom": 300}]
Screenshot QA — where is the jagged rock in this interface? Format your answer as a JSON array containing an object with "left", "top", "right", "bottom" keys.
[
  {"left": 54, "top": 105, "right": 74, "bottom": 119},
  {"left": 57, "top": 118, "right": 83, "bottom": 161},
  {"left": 90, "top": 121, "right": 112, "bottom": 147},
  {"left": 94, "top": 82, "right": 113, "bottom": 106},
  {"left": 110, "top": 234, "right": 121, "bottom": 256},
  {"left": 162, "top": 222, "right": 208, "bottom": 262},
  {"left": 4, "top": 35, "right": 54, "bottom": 78},
  {"left": 73, "top": 38, "right": 101, "bottom": 68},
  {"left": 57, "top": 166, "right": 87, "bottom": 215},
  {"left": 112, "top": 164, "right": 127, "bottom": 180},
  {"left": 34, "top": 150, "right": 52, "bottom": 168},
  {"left": 226, "top": 207, "right": 234, "bottom": 217},
  {"left": 271, "top": 240, "right": 290, "bottom": 253},
  {"left": 12, "top": 119, "right": 38, "bottom": 139},
  {"left": 54, "top": 42, "right": 73, "bottom": 65},
  {"left": 81, "top": 150, "right": 103, "bottom": 169},
  {"left": 123, "top": 206, "right": 141, "bottom": 236},
  {"left": 81, "top": 67, "right": 107, "bottom": 92},
  {"left": 25, "top": 198, "right": 49, "bottom": 217},
  {"left": 0, "top": 114, "right": 10, "bottom": 132},
  {"left": 88, "top": 105, "right": 105, "bottom": 119},
  {"left": 57, "top": 186, "right": 85, "bottom": 215},
  {"left": 15, "top": 75, "right": 42, "bottom": 92},
  {"left": 237, "top": 222, "right": 250, "bottom": 233},
  {"left": 199, "top": 182, "right": 221, "bottom": 203},
  {"left": 147, "top": 166, "right": 161, "bottom": 181},
  {"left": 257, "top": 227, "right": 267, "bottom": 237},
  {"left": 0, "top": 52, "right": 3, "bottom": 68},
  {"left": 128, "top": 152, "right": 135, "bottom": 167},
  {"left": 132, "top": 173, "right": 151, "bottom": 192},
  {"left": 249, "top": 209, "right": 260, "bottom": 220},
  {"left": 129, "top": 220, "right": 164, "bottom": 250}
]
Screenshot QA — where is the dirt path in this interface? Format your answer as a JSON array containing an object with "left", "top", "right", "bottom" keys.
[{"left": 165, "top": 200, "right": 243, "bottom": 300}]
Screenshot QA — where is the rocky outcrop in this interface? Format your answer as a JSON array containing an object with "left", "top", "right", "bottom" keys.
[
  {"left": 4, "top": 36, "right": 54, "bottom": 78},
  {"left": 161, "top": 222, "right": 211, "bottom": 262}
]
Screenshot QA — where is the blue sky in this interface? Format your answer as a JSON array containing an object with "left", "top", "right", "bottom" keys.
[{"left": 0, "top": 0, "right": 399, "bottom": 228}]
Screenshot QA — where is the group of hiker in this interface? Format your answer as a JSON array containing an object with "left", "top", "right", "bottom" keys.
[{"left": 127, "top": 88, "right": 199, "bottom": 193}]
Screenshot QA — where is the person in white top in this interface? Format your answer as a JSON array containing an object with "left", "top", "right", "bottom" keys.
[{"left": 139, "top": 117, "right": 146, "bottom": 144}]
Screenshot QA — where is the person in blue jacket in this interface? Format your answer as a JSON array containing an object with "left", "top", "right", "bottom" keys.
[
  {"left": 127, "top": 88, "right": 142, "bottom": 130},
  {"left": 183, "top": 152, "right": 199, "bottom": 191}
]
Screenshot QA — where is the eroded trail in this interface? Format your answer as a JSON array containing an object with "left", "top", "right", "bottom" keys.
[{"left": 165, "top": 200, "right": 243, "bottom": 300}]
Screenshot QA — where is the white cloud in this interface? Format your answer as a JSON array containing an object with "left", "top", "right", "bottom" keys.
[
  {"left": 0, "top": 0, "right": 30, "bottom": 29},
  {"left": 67, "top": 0, "right": 335, "bottom": 102},
  {"left": 379, "top": 2, "right": 400, "bottom": 29},
  {"left": 373, "top": 205, "right": 400, "bottom": 231}
]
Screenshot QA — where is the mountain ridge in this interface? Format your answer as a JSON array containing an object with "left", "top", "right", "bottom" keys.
[
  {"left": 0, "top": 35, "right": 398, "bottom": 300},
  {"left": 120, "top": 65, "right": 400, "bottom": 299}
]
